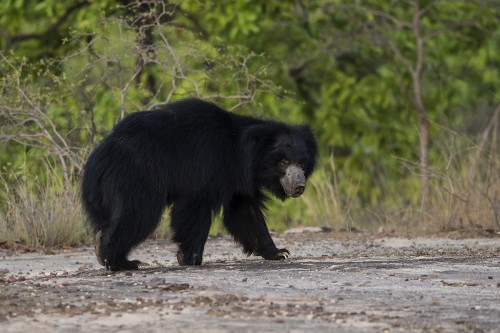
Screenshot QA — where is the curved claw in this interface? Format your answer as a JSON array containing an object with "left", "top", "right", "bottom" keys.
[
  {"left": 277, "top": 249, "right": 290, "bottom": 260},
  {"left": 281, "top": 252, "right": 290, "bottom": 259},
  {"left": 259, "top": 248, "right": 290, "bottom": 261}
]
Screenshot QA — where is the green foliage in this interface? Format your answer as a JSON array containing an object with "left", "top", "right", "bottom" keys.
[{"left": 1, "top": 0, "right": 499, "bottom": 243}]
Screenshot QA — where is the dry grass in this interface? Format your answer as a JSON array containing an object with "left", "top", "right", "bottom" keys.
[
  {"left": 272, "top": 130, "right": 500, "bottom": 235},
  {"left": 0, "top": 174, "right": 91, "bottom": 248},
  {"left": 0, "top": 133, "right": 498, "bottom": 249},
  {"left": 425, "top": 137, "right": 500, "bottom": 233},
  {"left": 301, "top": 156, "right": 358, "bottom": 231}
]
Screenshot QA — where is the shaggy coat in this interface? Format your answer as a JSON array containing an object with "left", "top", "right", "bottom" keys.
[{"left": 82, "top": 99, "right": 318, "bottom": 270}]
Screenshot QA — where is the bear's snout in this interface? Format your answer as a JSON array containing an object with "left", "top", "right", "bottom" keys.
[{"left": 280, "top": 164, "right": 306, "bottom": 197}]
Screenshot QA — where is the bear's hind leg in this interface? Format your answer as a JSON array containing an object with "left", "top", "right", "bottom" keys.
[
  {"left": 223, "top": 195, "right": 289, "bottom": 260},
  {"left": 96, "top": 202, "right": 164, "bottom": 271},
  {"left": 171, "top": 197, "right": 213, "bottom": 266},
  {"left": 95, "top": 229, "right": 142, "bottom": 271}
]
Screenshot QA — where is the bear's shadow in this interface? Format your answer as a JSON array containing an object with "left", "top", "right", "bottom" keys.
[{"left": 74, "top": 259, "right": 324, "bottom": 278}]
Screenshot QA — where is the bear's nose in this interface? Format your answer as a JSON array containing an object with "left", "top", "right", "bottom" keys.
[
  {"left": 293, "top": 185, "right": 305, "bottom": 196},
  {"left": 280, "top": 164, "right": 307, "bottom": 197}
]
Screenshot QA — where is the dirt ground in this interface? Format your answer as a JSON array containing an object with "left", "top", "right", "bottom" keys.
[{"left": 1, "top": 232, "right": 499, "bottom": 333}]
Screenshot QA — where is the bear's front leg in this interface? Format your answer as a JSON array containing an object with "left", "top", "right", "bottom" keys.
[
  {"left": 170, "top": 197, "right": 213, "bottom": 266},
  {"left": 223, "top": 194, "right": 290, "bottom": 261}
]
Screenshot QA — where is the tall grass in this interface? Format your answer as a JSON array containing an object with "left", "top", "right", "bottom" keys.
[
  {"left": 1, "top": 131, "right": 498, "bottom": 249},
  {"left": 266, "top": 130, "right": 499, "bottom": 235},
  {"left": 425, "top": 130, "right": 499, "bottom": 233},
  {"left": 0, "top": 172, "right": 90, "bottom": 248},
  {"left": 301, "top": 156, "right": 358, "bottom": 231}
]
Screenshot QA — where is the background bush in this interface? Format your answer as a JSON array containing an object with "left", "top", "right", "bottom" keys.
[{"left": 1, "top": 0, "right": 498, "bottom": 247}]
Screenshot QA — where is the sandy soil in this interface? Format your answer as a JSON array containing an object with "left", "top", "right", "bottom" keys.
[{"left": 1, "top": 232, "right": 499, "bottom": 333}]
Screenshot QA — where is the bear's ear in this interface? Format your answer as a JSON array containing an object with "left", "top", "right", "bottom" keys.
[
  {"left": 299, "top": 125, "right": 319, "bottom": 176},
  {"left": 240, "top": 124, "right": 273, "bottom": 190}
]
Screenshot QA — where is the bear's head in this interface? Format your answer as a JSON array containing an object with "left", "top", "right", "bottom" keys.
[{"left": 241, "top": 123, "right": 318, "bottom": 200}]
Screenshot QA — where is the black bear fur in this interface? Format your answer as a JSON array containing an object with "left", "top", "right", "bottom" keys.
[{"left": 81, "top": 99, "right": 318, "bottom": 270}]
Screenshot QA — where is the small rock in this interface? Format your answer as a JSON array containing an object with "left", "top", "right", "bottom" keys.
[{"left": 149, "top": 277, "right": 165, "bottom": 287}]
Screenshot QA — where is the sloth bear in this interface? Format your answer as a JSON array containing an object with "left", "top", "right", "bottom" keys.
[{"left": 82, "top": 99, "right": 318, "bottom": 271}]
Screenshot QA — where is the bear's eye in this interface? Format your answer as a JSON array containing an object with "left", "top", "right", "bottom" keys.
[
  {"left": 298, "top": 162, "right": 304, "bottom": 169},
  {"left": 280, "top": 159, "right": 289, "bottom": 167}
]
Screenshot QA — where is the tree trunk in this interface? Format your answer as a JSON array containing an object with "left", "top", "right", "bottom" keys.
[
  {"left": 413, "top": 73, "right": 430, "bottom": 215},
  {"left": 412, "top": 0, "right": 430, "bottom": 219}
]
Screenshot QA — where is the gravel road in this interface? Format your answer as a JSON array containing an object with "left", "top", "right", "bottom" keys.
[{"left": 1, "top": 233, "right": 499, "bottom": 333}]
